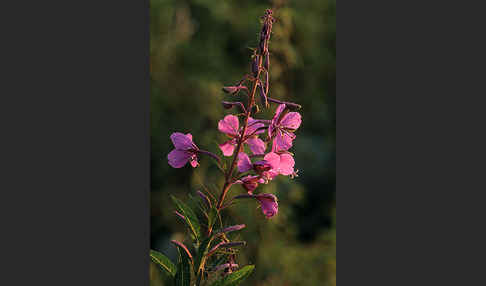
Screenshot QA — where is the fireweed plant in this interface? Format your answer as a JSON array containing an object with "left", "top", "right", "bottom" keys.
[{"left": 150, "top": 9, "right": 302, "bottom": 286}]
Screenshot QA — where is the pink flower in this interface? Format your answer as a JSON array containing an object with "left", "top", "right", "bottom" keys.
[
  {"left": 255, "top": 193, "right": 278, "bottom": 218},
  {"left": 268, "top": 104, "right": 302, "bottom": 152},
  {"left": 237, "top": 152, "right": 252, "bottom": 172},
  {"left": 236, "top": 151, "right": 295, "bottom": 183},
  {"left": 167, "top": 132, "right": 199, "bottom": 168},
  {"left": 234, "top": 193, "right": 279, "bottom": 218},
  {"left": 263, "top": 152, "right": 295, "bottom": 176},
  {"left": 218, "top": 115, "right": 266, "bottom": 156}
]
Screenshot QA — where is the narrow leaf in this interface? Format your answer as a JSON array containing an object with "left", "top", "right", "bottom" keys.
[
  {"left": 174, "top": 245, "right": 192, "bottom": 286},
  {"left": 150, "top": 249, "right": 176, "bottom": 277},
  {"left": 211, "top": 265, "right": 255, "bottom": 286},
  {"left": 207, "top": 207, "right": 218, "bottom": 231},
  {"left": 194, "top": 237, "right": 212, "bottom": 275},
  {"left": 171, "top": 195, "right": 201, "bottom": 241}
]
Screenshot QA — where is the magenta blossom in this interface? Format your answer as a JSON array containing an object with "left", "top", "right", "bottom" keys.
[
  {"left": 268, "top": 104, "right": 302, "bottom": 152},
  {"left": 168, "top": 132, "right": 199, "bottom": 168},
  {"left": 218, "top": 115, "right": 266, "bottom": 156},
  {"left": 235, "top": 193, "right": 278, "bottom": 218},
  {"left": 237, "top": 152, "right": 272, "bottom": 173},
  {"left": 237, "top": 151, "right": 295, "bottom": 182},
  {"left": 263, "top": 152, "right": 295, "bottom": 176},
  {"left": 237, "top": 152, "right": 253, "bottom": 173},
  {"left": 256, "top": 193, "right": 278, "bottom": 218}
]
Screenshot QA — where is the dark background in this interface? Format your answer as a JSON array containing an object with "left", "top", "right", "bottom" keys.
[
  {"left": 150, "top": 0, "right": 335, "bottom": 285},
  {"left": 5, "top": 1, "right": 484, "bottom": 286}
]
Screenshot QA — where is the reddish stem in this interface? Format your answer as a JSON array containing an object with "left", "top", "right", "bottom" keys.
[{"left": 216, "top": 55, "right": 263, "bottom": 210}]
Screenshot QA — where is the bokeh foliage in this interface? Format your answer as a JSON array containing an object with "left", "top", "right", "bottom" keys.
[{"left": 150, "top": 0, "right": 335, "bottom": 285}]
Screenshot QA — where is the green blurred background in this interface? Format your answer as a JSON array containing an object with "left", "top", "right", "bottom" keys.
[{"left": 150, "top": 0, "right": 335, "bottom": 285}]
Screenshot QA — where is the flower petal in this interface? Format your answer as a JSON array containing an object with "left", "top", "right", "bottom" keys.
[
  {"left": 168, "top": 149, "right": 191, "bottom": 168},
  {"left": 219, "top": 140, "right": 236, "bottom": 157},
  {"left": 246, "top": 117, "right": 265, "bottom": 136},
  {"left": 272, "top": 104, "right": 286, "bottom": 124},
  {"left": 272, "top": 129, "right": 294, "bottom": 152},
  {"left": 218, "top": 115, "right": 239, "bottom": 136},
  {"left": 278, "top": 153, "right": 295, "bottom": 175},
  {"left": 256, "top": 194, "right": 278, "bottom": 218},
  {"left": 246, "top": 137, "right": 266, "bottom": 155},
  {"left": 170, "top": 132, "right": 195, "bottom": 150},
  {"left": 237, "top": 152, "right": 252, "bottom": 172},
  {"left": 280, "top": 112, "right": 301, "bottom": 130},
  {"left": 189, "top": 154, "right": 199, "bottom": 168},
  {"left": 263, "top": 152, "right": 280, "bottom": 170},
  {"left": 240, "top": 175, "right": 260, "bottom": 194}
]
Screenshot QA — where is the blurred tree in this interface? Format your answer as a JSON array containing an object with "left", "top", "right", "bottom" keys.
[{"left": 150, "top": 0, "right": 335, "bottom": 285}]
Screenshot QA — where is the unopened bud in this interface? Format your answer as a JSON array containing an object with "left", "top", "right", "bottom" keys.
[
  {"left": 253, "top": 160, "right": 272, "bottom": 173},
  {"left": 222, "top": 85, "right": 247, "bottom": 94},
  {"left": 284, "top": 102, "right": 302, "bottom": 111},
  {"left": 219, "top": 224, "right": 246, "bottom": 234}
]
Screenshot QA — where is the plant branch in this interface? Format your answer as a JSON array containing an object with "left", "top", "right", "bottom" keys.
[{"left": 216, "top": 55, "right": 263, "bottom": 210}]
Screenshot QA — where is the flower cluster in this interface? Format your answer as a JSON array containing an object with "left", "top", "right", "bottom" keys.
[
  {"left": 155, "top": 9, "right": 303, "bottom": 285},
  {"left": 167, "top": 9, "right": 301, "bottom": 219}
]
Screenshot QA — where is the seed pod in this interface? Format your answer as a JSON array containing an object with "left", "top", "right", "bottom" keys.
[
  {"left": 264, "top": 52, "right": 270, "bottom": 71},
  {"left": 258, "top": 82, "right": 269, "bottom": 108},
  {"left": 265, "top": 71, "right": 269, "bottom": 94},
  {"left": 252, "top": 55, "right": 259, "bottom": 77}
]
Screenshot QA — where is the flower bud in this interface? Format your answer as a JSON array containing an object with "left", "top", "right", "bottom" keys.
[
  {"left": 253, "top": 160, "right": 272, "bottom": 173},
  {"left": 221, "top": 101, "right": 246, "bottom": 113},
  {"left": 222, "top": 85, "right": 247, "bottom": 94},
  {"left": 219, "top": 224, "right": 246, "bottom": 234}
]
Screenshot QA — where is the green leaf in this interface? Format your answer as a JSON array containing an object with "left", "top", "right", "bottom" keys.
[
  {"left": 211, "top": 265, "right": 255, "bottom": 286},
  {"left": 171, "top": 195, "right": 201, "bottom": 241},
  {"left": 150, "top": 249, "right": 176, "bottom": 277},
  {"left": 207, "top": 207, "right": 218, "bottom": 230},
  {"left": 194, "top": 237, "right": 212, "bottom": 276},
  {"left": 174, "top": 245, "right": 192, "bottom": 286},
  {"left": 194, "top": 236, "right": 213, "bottom": 286}
]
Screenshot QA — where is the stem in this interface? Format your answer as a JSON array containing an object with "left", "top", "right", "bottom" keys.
[{"left": 216, "top": 55, "right": 263, "bottom": 209}]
